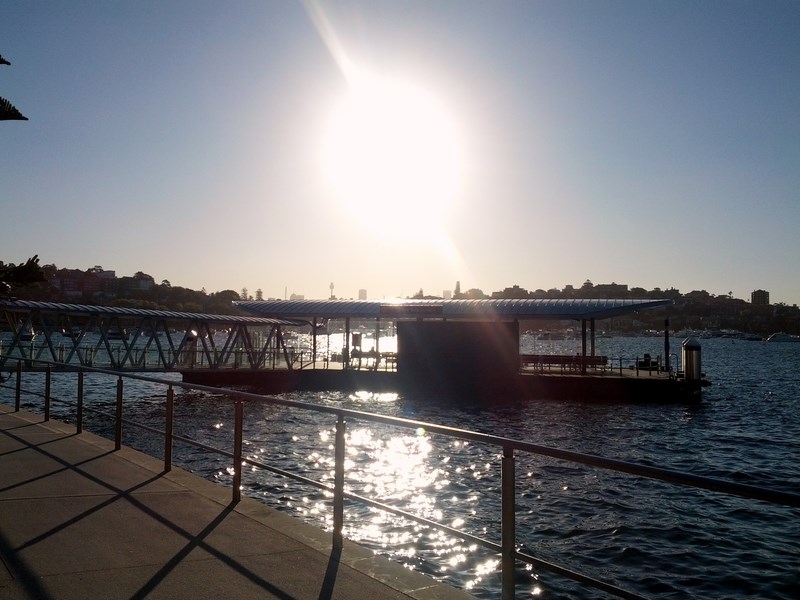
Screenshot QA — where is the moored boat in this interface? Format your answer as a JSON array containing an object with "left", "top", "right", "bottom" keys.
[{"left": 765, "top": 332, "right": 800, "bottom": 342}]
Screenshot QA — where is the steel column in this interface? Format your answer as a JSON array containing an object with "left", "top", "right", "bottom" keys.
[
  {"left": 165, "top": 386, "right": 174, "bottom": 472},
  {"left": 76, "top": 370, "right": 84, "bottom": 433},
  {"left": 232, "top": 401, "right": 243, "bottom": 504},
  {"left": 115, "top": 376, "right": 123, "bottom": 450},
  {"left": 334, "top": 414, "right": 346, "bottom": 548},
  {"left": 312, "top": 318, "right": 318, "bottom": 367},
  {"left": 15, "top": 361, "right": 21, "bottom": 411},
  {"left": 344, "top": 318, "right": 351, "bottom": 368},
  {"left": 502, "top": 447, "right": 516, "bottom": 600},
  {"left": 581, "top": 319, "right": 587, "bottom": 374},
  {"left": 44, "top": 366, "right": 51, "bottom": 421}
]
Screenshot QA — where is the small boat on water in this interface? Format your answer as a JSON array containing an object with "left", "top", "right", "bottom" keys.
[
  {"left": 765, "top": 332, "right": 800, "bottom": 342},
  {"left": 107, "top": 328, "right": 129, "bottom": 341},
  {"left": 17, "top": 327, "right": 35, "bottom": 341}
]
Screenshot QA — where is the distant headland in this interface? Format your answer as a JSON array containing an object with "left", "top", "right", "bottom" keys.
[{"left": 2, "top": 258, "right": 797, "bottom": 338}]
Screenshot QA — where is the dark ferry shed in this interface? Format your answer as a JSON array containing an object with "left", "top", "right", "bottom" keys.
[{"left": 235, "top": 298, "right": 674, "bottom": 398}]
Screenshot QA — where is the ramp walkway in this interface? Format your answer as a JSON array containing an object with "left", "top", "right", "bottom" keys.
[{"left": 0, "top": 406, "right": 472, "bottom": 600}]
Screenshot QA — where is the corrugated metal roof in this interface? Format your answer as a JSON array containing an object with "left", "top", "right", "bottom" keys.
[
  {"left": 235, "top": 298, "right": 672, "bottom": 320},
  {"left": 236, "top": 300, "right": 383, "bottom": 319},
  {"left": 0, "top": 299, "right": 304, "bottom": 326}
]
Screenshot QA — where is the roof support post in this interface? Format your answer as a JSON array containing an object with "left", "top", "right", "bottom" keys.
[
  {"left": 590, "top": 318, "right": 596, "bottom": 357},
  {"left": 581, "top": 319, "right": 587, "bottom": 375},
  {"left": 344, "top": 318, "right": 351, "bottom": 369},
  {"left": 312, "top": 318, "right": 318, "bottom": 368},
  {"left": 257, "top": 327, "right": 276, "bottom": 368},
  {"left": 277, "top": 326, "right": 293, "bottom": 369}
]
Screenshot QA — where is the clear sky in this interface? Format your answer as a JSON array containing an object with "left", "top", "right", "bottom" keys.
[{"left": 2, "top": 1, "right": 799, "bottom": 304}]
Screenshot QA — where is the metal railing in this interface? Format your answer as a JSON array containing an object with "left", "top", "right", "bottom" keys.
[
  {"left": 0, "top": 339, "right": 332, "bottom": 372},
  {"left": 520, "top": 353, "right": 675, "bottom": 378},
  {"left": 1, "top": 358, "right": 797, "bottom": 600}
]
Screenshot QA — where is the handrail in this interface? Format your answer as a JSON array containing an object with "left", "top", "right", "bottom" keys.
[{"left": 1, "top": 357, "right": 798, "bottom": 600}]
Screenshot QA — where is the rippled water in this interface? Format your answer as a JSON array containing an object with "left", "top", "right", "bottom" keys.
[{"left": 2, "top": 336, "right": 798, "bottom": 599}]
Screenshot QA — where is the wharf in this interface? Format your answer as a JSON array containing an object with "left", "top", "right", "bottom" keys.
[
  {"left": 182, "top": 364, "right": 703, "bottom": 403},
  {"left": 0, "top": 406, "right": 472, "bottom": 600}
]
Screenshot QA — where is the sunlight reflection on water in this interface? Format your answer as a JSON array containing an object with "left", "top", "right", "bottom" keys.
[{"left": 2, "top": 337, "right": 798, "bottom": 599}]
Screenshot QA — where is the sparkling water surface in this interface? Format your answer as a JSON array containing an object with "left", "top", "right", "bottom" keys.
[{"left": 2, "top": 336, "right": 798, "bottom": 599}]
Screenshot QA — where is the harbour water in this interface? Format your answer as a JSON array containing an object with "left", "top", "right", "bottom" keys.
[{"left": 2, "top": 335, "right": 798, "bottom": 598}]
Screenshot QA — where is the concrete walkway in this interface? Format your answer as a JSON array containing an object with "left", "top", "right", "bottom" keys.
[{"left": 0, "top": 406, "right": 473, "bottom": 599}]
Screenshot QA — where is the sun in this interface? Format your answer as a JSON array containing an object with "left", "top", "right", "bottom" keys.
[{"left": 322, "top": 72, "right": 462, "bottom": 240}]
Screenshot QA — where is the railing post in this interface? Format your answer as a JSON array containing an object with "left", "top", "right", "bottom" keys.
[
  {"left": 76, "top": 370, "right": 84, "bottom": 434},
  {"left": 334, "top": 413, "right": 346, "bottom": 548},
  {"left": 164, "top": 385, "right": 174, "bottom": 472},
  {"left": 115, "top": 376, "right": 123, "bottom": 450},
  {"left": 44, "top": 366, "right": 51, "bottom": 421},
  {"left": 501, "top": 447, "right": 516, "bottom": 600},
  {"left": 232, "top": 401, "right": 243, "bottom": 504},
  {"left": 15, "top": 361, "right": 22, "bottom": 411}
]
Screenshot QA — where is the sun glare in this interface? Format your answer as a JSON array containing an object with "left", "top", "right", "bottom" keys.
[{"left": 322, "top": 72, "right": 462, "bottom": 240}]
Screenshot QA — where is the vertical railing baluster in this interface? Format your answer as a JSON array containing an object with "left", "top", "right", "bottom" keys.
[
  {"left": 232, "top": 401, "right": 243, "bottom": 504},
  {"left": 334, "top": 414, "right": 346, "bottom": 548},
  {"left": 44, "top": 366, "right": 51, "bottom": 421},
  {"left": 15, "top": 361, "right": 22, "bottom": 411},
  {"left": 164, "top": 385, "right": 174, "bottom": 472},
  {"left": 115, "top": 376, "right": 123, "bottom": 450},
  {"left": 76, "top": 370, "right": 84, "bottom": 434},
  {"left": 502, "top": 447, "right": 516, "bottom": 600}
]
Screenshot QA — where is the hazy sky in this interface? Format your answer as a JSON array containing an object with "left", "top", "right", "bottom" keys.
[{"left": 2, "top": 1, "right": 798, "bottom": 304}]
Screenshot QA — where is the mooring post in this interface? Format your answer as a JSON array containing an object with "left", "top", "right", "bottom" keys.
[
  {"left": 44, "top": 366, "right": 51, "bottom": 421},
  {"left": 501, "top": 447, "right": 516, "bottom": 600},
  {"left": 164, "top": 386, "right": 174, "bottom": 472},
  {"left": 232, "top": 401, "right": 243, "bottom": 504},
  {"left": 115, "top": 376, "right": 123, "bottom": 450},
  {"left": 76, "top": 370, "right": 84, "bottom": 434},
  {"left": 334, "top": 414, "right": 346, "bottom": 549}
]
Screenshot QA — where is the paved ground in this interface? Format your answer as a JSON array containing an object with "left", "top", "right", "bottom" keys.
[{"left": 0, "top": 406, "right": 473, "bottom": 599}]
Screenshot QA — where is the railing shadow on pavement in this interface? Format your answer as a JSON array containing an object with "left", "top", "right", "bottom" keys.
[{"left": 1, "top": 358, "right": 798, "bottom": 600}]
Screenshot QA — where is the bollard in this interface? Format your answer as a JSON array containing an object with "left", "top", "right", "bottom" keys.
[{"left": 682, "top": 337, "right": 702, "bottom": 382}]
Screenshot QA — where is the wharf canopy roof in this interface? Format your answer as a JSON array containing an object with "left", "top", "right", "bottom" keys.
[
  {"left": 0, "top": 299, "right": 304, "bottom": 326},
  {"left": 235, "top": 298, "right": 672, "bottom": 322}
]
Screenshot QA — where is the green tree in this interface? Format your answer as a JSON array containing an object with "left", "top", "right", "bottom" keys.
[
  {"left": 0, "top": 255, "right": 46, "bottom": 295},
  {"left": 1, "top": 53, "right": 28, "bottom": 121}
]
